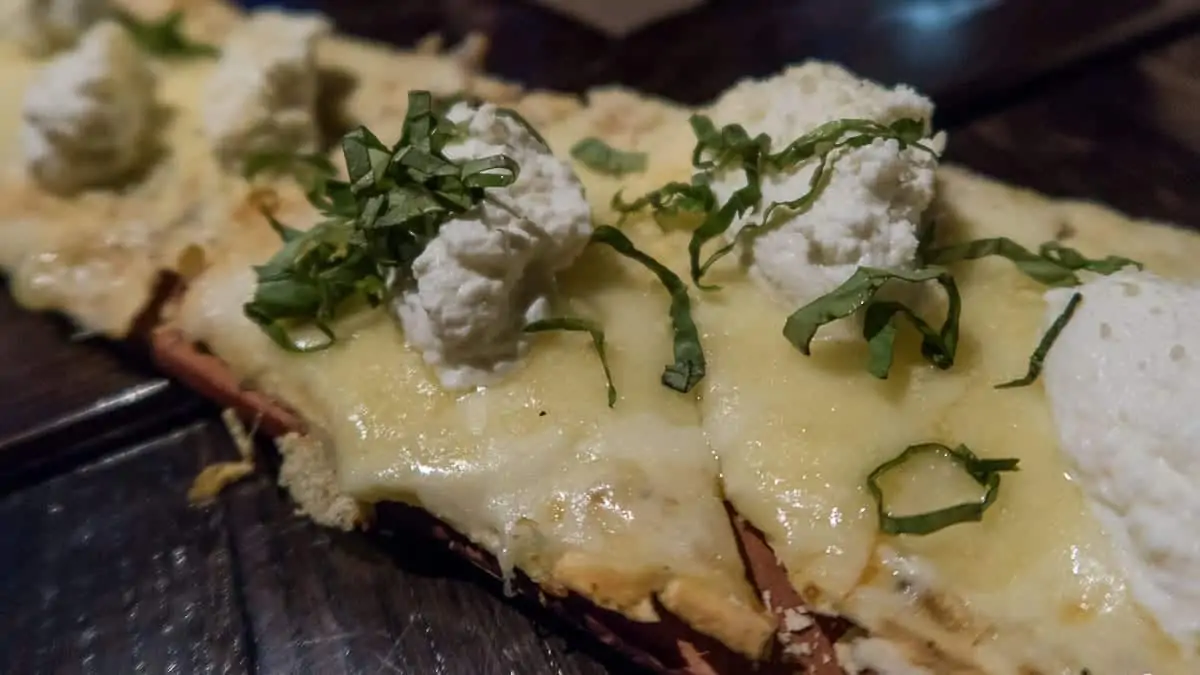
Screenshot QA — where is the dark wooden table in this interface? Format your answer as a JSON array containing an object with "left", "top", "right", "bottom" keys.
[{"left": 3, "top": 1, "right": 1200, "bottom": 673}]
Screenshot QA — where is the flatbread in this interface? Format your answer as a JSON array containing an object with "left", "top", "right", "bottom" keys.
[{"left": 4, "top": 2, "right": 1200, "bottom": 674}]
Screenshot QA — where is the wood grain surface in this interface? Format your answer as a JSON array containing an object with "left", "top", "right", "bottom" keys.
[
  {"left": 2, "top": 1, "right": 1200, "bottom": 674},
  {"left": 946, "top": 34, "right": 1200, "bottom": 227},
  {"left": 0, "top": 290, "right": 206, "bottom": 488},
  {"left": 0, "top": 423, "right": 251, "bottom": 675}
]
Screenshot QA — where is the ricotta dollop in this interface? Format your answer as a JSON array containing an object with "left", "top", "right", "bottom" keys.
[
  {"left": 1042, "top": 269, "right": 1200, "bottom": 650},
  {"left": 391, "top": 102, "right": 593, "bottom": 389},
  {"left": 21, "top": 20, "right": 157, "bottom": 194},
  {"left": 8, "top": 0, "right": 108, "bottom": 56},
  {"left": 706, "top": 63, "right": 940, "bottom": 308},
  {"left": 203, "top": 11, "right": 328, "bottom": 171}
]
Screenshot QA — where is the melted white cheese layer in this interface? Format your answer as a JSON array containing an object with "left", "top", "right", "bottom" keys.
[
  {"left": 1044, "top": 270, "right": 1200, "bottom": 651},
  {"left": 703, "top": 165, "right": 1198, "bottom": 673},
  {"left": 178, "top": 217, "right": 764, "bottom": 632}
]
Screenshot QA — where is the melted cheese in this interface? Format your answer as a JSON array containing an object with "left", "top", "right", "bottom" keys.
[
  {"left": 0, "top": 9, "right": 560, "bottom": 337},
  {"left": 0, "top": 41, "right": 234, "bottom": 335},
  {"left": 177, "top": 215, "right": 772, "bottom": 652},
  {"left": 704, "top": 166, "right": 1200, "bottom": 673}
]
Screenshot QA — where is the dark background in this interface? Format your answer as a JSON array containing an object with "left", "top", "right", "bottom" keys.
[{"left": 3, "top": 1, "right": 1200, "bottom": 673}]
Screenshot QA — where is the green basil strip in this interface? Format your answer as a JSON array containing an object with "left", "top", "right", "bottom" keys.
[
  {"left": 1038, "top": 241, "right": 1142, "bottom": 276},
  {"left": 867, "top": 442, "right": 1020, "bottom": 536},
  {"left": 343, "top": 127, "right": 392, "bottom": 192},
  {"left": 683, "top": 115, "right": 936, "bottom": 288},
  {"left": 925, "top": 238, "right": 1143, "bottom": 287},
  {"left": 687, "top": 182, "right": 761, "bottom": 289},
  {"left": 693, "top": 133, "right": 862, "bottom": 279},
  {"left": 244, "top": 90, "right": 523, "bottom": 353},
  {"left": 783, "top": 266, "right": 960, "bottom": 377},
  {"left": 525, "top": 317, "right": 616, "bottom": 407},
  {"left": 115, "top": 10, "right": 220, "bottom": 58},
  {"left": 996, "top": 292, "right": 1082, "bottom": 389},
  {"left": 590, "top": 226, "right": 706, "bottom": 393},
  {"left": 570, "top": 138, "right": 647, "bottom": 177},
  {"left": 460, "top": 155, "right": 521, "bottom": 188},
  {"left": 611, "top": 176, "right": 715, "bottom": 223},
  {"left": 495, "top": 107, "right": 551, "bottom": 149}
]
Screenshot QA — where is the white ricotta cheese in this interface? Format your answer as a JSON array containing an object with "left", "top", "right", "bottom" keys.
[
  {"left": 705, "top": 63, "right": 940, "bottom": 309},
  {"left": 203, "top": 11, "right": 329, "bottom": 170},
  {"left": 21, "top": 20, "right": 157, "bottom": 194},
  {"left": 7, "top": 0, "right": 108, "bottom": 56},
  {"left": 1043, "top": 269, "right": 1200, "bottom": 650},
  {"left": 392, "top": 102, "right": 593, "bottom": 389}
]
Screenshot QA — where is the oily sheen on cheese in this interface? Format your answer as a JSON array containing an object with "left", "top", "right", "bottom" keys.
[
  {"left": 0, "top": 0, "right": 572, "bottom": 339},
  {"left": 176, "top": 51, "right": 1200, "bottom": 674},
  {"left": 176, "top": 216, "right": 774, "bottom": 655},
  {"left": 1043, "top": 270, "right": 1200, "bottom": 652},
  {"left": 0, "top": 23, "right": 239, "bottom": 336},
  {"left": 702, "top": 166, "right": 1200, "bottom": 674}
]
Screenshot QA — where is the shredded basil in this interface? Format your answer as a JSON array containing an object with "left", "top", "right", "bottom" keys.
[
  {"left": 495, "top": 107, "right": 551, "bottom": 149},
  {"left": 996, "top": 292, "right": 1082, "bottom": 389},
  {"left": 590, "top": 226, "right": 706, "bottom": 393},
  {"left": 783, "top": 266, "right": 960, "bottom": 378},
  {"left": 620, "top": 114, "right": 935, "bottom": 288},
  {"left": 925, "top": 237, "right": 1141, "bottom": 287},
  {"left": 115, "top": 10, "right": 219, "bottom": 58},
  {"left": 1038, "top": 241, "right": 1142, "bottom": 277},
  {"left": 570, "top": 138, "right": 647, "bottom": 177},
  {"left": 524, "top": 317, "right": 616, "bottom": 407},
  {"left": 611, "top": 175, "right": 716, "bottom": 227},
  {"left": 243, "top": 91, "right": 520, "bottom": 351},
  {"left": 867, "top": 442, "right": 1020, "bottom": 536}
]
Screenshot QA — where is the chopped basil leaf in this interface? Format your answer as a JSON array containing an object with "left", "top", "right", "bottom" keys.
[
  {"left": 867, "top": 442, "right": 1020, "bottom": 536},
  {"left": 495, "top": 107, "right": 551, "bottom": 149},
  {"left": 524, "top": 317, "right": 616, "bottom": 407},
  {"left": 244, "top": 219, "right": 384, "bottom": 352},
  {"left": 925, "top": 237, "right": 1142, "bottom": 287},
  {"left": 686, "top": 180, "right": 761, "bottom": 290},
  {"left": 687, "top": 117, "right": 936, "bottom": 288},
  {"left": 611, "top": 175, "right": 715, "bottom": 224},
  {"left": 243, "top": 90, "right": 520, "bottom": 352},
  {"left": 783, "top": 266, "right": 960, "bottom": 378},
  {"left": 570, "top": 138, "right": 647, "bottom": 177},
  {"left": 115, "top": 10, "right": 219, "bottom": 58},
  {"left": 1038, "top": 241, "right": 1142, "bottom": 277},
  {"left": 620, "top": 114, "right": 936, "bottom": 288},
  {"left": 996, "top": 292, "right": 1082, "bottom": 389},
  {"left": 590, "top": 225, "right": 706, "bottom": 393}
]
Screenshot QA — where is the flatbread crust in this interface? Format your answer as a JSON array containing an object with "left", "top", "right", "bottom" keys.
[{"left": 147, "top": 160, "right": 1200, "bottom": 675}]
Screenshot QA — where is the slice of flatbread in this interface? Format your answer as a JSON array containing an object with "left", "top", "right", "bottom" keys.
[{"left": 5, "top": 2, "right": 1200, "bottom": 675}]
